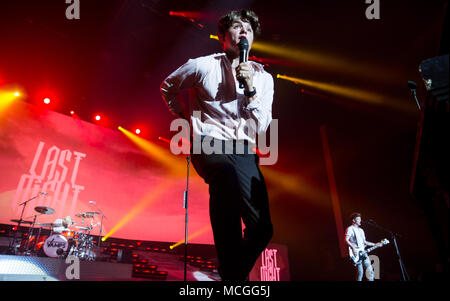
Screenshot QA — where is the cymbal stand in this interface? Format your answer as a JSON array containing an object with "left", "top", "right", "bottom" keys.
[
  {"left": 33, "top": 226, "right": 43, "bottom": 253},
  {"left": 89, "top": 202, "right": 107, "bottom": 247},
  {"left": 23, "top": 214, "right": 38, "bottom": 255}
]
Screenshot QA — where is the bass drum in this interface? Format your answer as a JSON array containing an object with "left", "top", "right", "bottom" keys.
[{"left": 43, "top": 234, "right": 69, "bottom": 258}]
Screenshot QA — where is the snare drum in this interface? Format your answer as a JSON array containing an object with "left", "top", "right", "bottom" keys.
[{"left": 43, "top": 234, "right": 69, "bottom": 257}]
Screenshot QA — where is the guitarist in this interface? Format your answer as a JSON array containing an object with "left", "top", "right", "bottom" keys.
[{"left": 345, "top": 212, "right": 382, "bottom": 281}]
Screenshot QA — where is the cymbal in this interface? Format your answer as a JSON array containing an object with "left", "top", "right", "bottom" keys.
[
  {"left": 10, "top": 219, "right": 32, "bottom": 225},
  {"left": 35, "top": 222, "right": 56, "bottom": 228},
  {"left": 34, "top": 206, "right": 55, "bottom": 215},
  {"left": 74, "top": 226, "right": 90, "bottom": 230},
  {"left": 85, "top": 212, "right": 99, "bottom": 216},
  {"left": 75, "top": 212, "right": 99, "bottom": 218}
]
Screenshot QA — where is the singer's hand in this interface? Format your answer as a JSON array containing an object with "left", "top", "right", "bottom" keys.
[{"left": 236, "top": 62, "right": 254, "bottom": 91}]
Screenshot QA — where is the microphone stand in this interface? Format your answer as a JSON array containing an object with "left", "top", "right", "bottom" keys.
[
  {"left": 366, "top": 220, "right": 410, "bottom": 281},
  {"left": 183, "top": 155, "right": 190, "bottom": 281},
  {"left": 9, "top": 193, "right": 44, "bottom": 254},
  {"left": 407, "top": 81, "right": 422, "bottom": 110}
]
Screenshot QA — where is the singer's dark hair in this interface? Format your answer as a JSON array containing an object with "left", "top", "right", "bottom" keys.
[
  {"left": 217, "top": 9, "right": 261, "bottom": 43},
  {"left": 350, "top": 212, "right": 361, "bottom": 222}
]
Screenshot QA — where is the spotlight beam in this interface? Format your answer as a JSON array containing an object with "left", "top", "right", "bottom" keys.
[
  {"left": 169, "top": 225, "right": 210, "bottom": 250},
  {"left": 118, "top": 126, "right": 187, "bottom": 176},
  {"left": 277, "top": 74, "right": 385, "bottom": 105},
  {"left": 277, "top": 74, "right": 416, "bottom": 113},
  {"left": 210, "top": 35, "right": 399, "bottom": 82},
  {"left": 102, "top": 182, "right": 171, "bottom": 241}
]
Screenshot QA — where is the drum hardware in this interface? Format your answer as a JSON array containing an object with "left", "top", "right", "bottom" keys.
[
  {"left": 8, "top": 192, "right": 48, "bottom": 254},
  {"left": 10, "top": 219, "right": 33, "bottom": 225},
  {"left": 88, "top": 201, "right": 107, "bottom": 247},
  {"left": 68, "top": 210, "right": 105, "bottom": 261},
  {"left": 68, "top": 224, "right": 97, "bottom": 261},
  {"left": 23, "top": 213, "right": 40, "bottom": 252},
  {"left": 21, "top": 206, "right": 55, "bottom": 254},
  {"left": 9, "top": 206, "right": 105, "bottom": 260}
]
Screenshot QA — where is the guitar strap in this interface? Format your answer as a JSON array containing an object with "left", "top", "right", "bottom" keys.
[{"left": 352, "top": 227, "right": 359, "bottom": 248}]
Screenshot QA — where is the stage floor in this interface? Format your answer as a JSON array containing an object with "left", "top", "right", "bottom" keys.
[{"left": 0, "top": 251, "right": 220, "bottom": 281}]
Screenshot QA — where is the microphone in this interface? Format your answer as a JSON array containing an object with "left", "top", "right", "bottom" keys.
[
  {"left": 407, "top": 80, "right": 417, "bottom": 90},
  {"left": 238, "top": 37, "right": 249, "bottom": 89},
  {"left": 407, "top": 80, "right": 421, "bottom": 110}
]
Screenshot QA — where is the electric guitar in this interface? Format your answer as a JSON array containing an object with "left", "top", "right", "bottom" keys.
[{"left": 349, "top": 238, "right": 389, "bottom": 266}]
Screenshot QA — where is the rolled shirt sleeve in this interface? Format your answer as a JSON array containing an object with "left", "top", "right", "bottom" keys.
[
  {"left": 244, "top": 72, "right": 274, "bottom": 134},
  {"left": 160, "top": 58, "right": 200, "bottom": 116}
]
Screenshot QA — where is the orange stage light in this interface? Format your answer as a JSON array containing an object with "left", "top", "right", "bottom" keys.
[
  {"left": 118, "top": 126, "right": 187, "bottom": 176},
  {"left": 169, "top": 225, "right": 210, "bottom": 249},
  {"left": 276, "top": 74, "right": 415, "bottom": 113},
  {"left": 102, "top": 182, "right": 172, "bottom": 241}
]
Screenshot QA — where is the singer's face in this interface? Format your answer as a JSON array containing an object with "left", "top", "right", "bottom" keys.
[
  {"left": 353, "top": 216, "right": 362, "bottom": 226},
  {"left": 223, "top": 18, "right": 254, "bottom": 55}
]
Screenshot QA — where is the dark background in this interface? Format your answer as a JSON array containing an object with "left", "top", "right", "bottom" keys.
[{"left": 0, "top": 0, "right": 447, "bottom": 280}]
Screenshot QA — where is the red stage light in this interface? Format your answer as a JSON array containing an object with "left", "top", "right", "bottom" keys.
[
  {"left": 43, "top": 97, "right": 51, "bottom": 104},
  {"left": 70, "top": 110, "right": 75, "bottom": 115},
  {"left": 135, "top": 129, "right": 141, "bottom": 135},
  {"left": 95, "top": 115, "right": 101, "bottom": 121}
]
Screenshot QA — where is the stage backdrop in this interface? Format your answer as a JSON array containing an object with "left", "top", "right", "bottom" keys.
[{"left": 0, "top": 101, "right": 213, "bottom": 244}]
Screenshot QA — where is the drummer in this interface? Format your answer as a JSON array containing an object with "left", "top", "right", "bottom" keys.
[{"left": 52, "top": 216, "right": 72, "bottom": 233}]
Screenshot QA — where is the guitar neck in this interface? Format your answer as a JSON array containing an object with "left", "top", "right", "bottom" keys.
[{"left": 366, "top": 244, "right": 381, "bottom": 253}]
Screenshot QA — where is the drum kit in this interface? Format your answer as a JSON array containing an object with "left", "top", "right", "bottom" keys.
[{"left": 10, "top": 193, "right": 104, "bottom": 261}]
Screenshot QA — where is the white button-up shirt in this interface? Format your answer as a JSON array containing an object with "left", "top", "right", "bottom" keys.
[
  {"left": 160, "top": 53, "right": 274, "bottom": 144},
  {"left": 345, "top": 225, "right": 367, "bottom": 249}
]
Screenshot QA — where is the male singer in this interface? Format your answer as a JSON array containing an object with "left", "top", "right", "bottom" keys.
[
  {"left": 160, "top": 9, "right": 274, "bottom": 280},
  {"left": 345, "top": 213, "right": 382, "bottom": 281}
]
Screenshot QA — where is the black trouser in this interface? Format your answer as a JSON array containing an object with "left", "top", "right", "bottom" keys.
[{"left": 191, "top": 137, "right": 273, "bottom": 281}]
